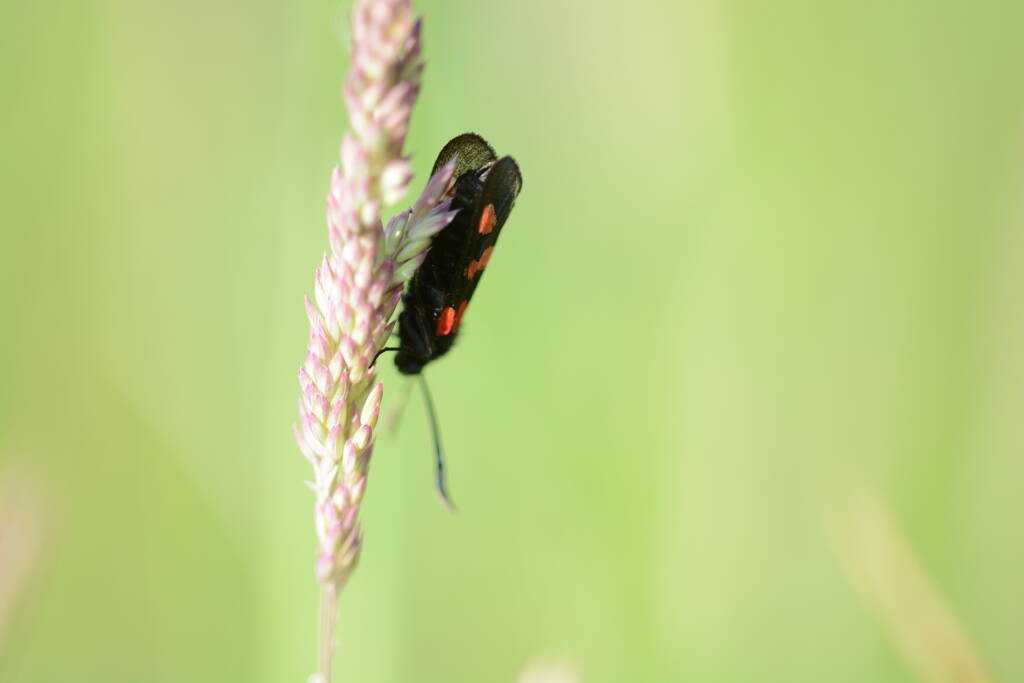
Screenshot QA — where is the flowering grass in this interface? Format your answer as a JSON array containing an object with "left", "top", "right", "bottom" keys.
[{"left": 293, "top": 1, "right": 456, "bottom": 680}]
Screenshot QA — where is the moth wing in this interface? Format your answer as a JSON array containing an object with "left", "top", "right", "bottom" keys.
[
  {"left": 446, "top": 155, "right": 523, "bottom": 315},
  {"left": 432, "top": 133, "right": 497, "bottom": 179}
]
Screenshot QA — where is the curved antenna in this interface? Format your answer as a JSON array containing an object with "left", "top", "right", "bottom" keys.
[{"left": 418, "top": 374, "right": 455, "bottom": 511}]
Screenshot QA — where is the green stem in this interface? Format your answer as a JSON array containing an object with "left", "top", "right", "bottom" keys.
[{"left": 318, "top": 582, "right": 338, "bottom": 683}]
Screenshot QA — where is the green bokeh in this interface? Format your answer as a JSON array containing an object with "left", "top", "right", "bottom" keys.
[{"left": 2, "top": 1, "right": 1023, "bottom": 681}]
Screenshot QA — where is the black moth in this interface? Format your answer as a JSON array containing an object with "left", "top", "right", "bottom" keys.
[
  {"left": 388, "top": 133, "right": 522, "bottom": 506},
  {"left": 395, "top": 133, "right": 522, "bottom": 374}
]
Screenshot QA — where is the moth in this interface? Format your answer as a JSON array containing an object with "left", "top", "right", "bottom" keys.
[
  {"left": 382, "top": 133, "right": 522, "bottom": 506},
  {"left": 395, "top": 133, "right": 522, "bottom": 374}
]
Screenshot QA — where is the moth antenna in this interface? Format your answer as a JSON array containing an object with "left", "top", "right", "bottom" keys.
[{"left": 418, "top": 374, "right": 456, "bottom": 511}]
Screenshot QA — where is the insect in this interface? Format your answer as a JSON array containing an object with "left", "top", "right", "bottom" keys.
[{"left": 380, "top": 133, "right": 522, "bottom": 507}]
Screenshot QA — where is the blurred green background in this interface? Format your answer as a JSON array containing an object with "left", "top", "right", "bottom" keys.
[{"left": 2, "top": 0, "right": 1023, "bottom": 681}]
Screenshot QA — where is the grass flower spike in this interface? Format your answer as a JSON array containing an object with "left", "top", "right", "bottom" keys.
[{"left": 294, "top": 0, "right": 456, "bottom": 680}]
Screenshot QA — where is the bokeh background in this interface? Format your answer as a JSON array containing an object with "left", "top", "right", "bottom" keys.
[{"left": 3, "top": 0, "right": 1024, "bottom": 681}]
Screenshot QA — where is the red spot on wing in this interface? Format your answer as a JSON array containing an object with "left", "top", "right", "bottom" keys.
[
  {"left": 466, "top": 246, "right": 496, "bottom": 280},
  {"left": 452, "top": 300, "right": 468, "bottom": 331},
  {"left": 435, "top": 306, "right": 456, "bottom": 336},
  {"left": 478, "top": 204, "right": 497, "bottom": 234},
  {"left": 478, "top": 246, "right": 494, "bottom": 269}
]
